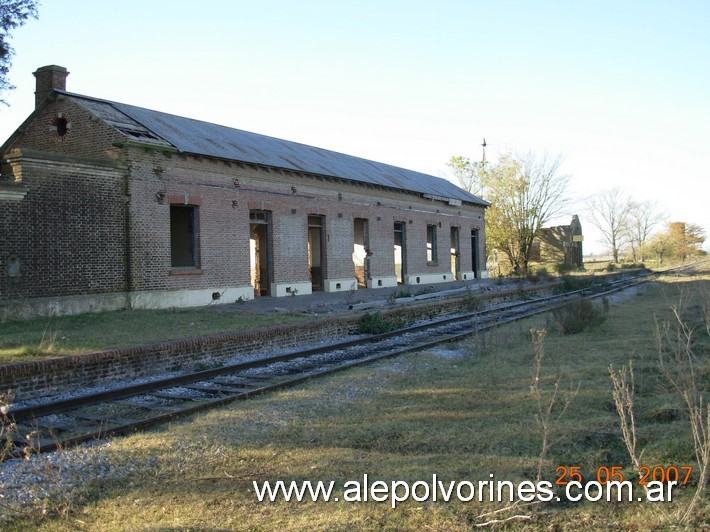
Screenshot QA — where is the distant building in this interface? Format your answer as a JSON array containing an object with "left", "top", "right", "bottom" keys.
[
  {"left": 530, "top": 215, "right": 583, "bottom": 269},
  {"left": 1, "top": 65, "right": 489, "bottom": 320}
]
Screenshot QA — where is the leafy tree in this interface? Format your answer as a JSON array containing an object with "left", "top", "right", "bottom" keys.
[
  {"left": 643, "top": 231, "right": 672, "bottom": 266},
  {"left": 0, "top": 0, "right": 39, "bottom": 103},
  {"left": 477, "top": 151, "right": 570, "bottom": 274},
  {"left": 587, "top": 188, "right": 631, "bottom": 263},
  {"left": 667, "top": 222, "right": 705, "bottom": 261},
  {"left": 641, "top": 222, "right": 705, "bottom": 265},
  {"left": 447, "top": 155, "right": 483, "bottom": 196}
]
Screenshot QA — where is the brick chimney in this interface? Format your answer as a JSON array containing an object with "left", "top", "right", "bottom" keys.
[{"left": 33, "top": 65, "right": 69, "bottom": 109}]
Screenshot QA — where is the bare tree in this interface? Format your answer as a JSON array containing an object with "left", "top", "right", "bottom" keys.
[
  {"left": 626, "top": 200, "right": 663, "bottom": 262},
  {"left": 587, "top": 189, "right": 631, "bottom": 263}
]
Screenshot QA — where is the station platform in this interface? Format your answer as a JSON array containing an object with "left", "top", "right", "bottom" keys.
[{"left": 208, "top": 277, "right": 515, "bottom": 316}]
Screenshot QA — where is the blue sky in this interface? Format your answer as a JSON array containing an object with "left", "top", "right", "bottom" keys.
[{"left": 1, "top": 0, "right": 708, "bottom": 254}]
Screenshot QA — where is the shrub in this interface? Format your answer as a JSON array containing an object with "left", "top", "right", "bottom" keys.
[
  {"left": 359, "top": 312, "right": 396, "bottom": 334},
  {"left": 536, "top": 267, "right": 550, "bottom": 280},
  {"left": 552, "top": 298, "right": 606, "bottom": 334},
  {"left": 620, "top": 262, "right": 646, "bottom": 270},
  {"left": 555, "top": 262, "right": 572, "bottom": 274}
]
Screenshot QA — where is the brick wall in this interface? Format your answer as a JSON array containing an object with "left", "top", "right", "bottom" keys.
[
  {"left": 7, "top": 97, "right": 124, "bottom": 161},
  {"left": 0, "top": 151, "right": 127, "bottom": 302},
  {"left": 124, "top": 148, "right": 487, "bottom": 296}
]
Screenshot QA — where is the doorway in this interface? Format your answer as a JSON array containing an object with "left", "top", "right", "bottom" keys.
[
  {"left": 394, "top": 222, "right": 407, "bottom": 284},
  {"left": 353, "top": 218, "right": 370, "bottom": 288},
  {"left": 250, "top": 210, "right": 271, "bottom": 296},
  {"left": 471, "top": 229, "right": 480, "bottom": 279},
  {"left": 450, "top": 227, "right": 460, "bottom": 281},
  {"left": 308, "top": 215, "right": 325, "bottom": 291}
]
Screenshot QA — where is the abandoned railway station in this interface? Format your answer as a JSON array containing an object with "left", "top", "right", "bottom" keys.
[{"left": 0, "top": 65, "right": 488, "bottom": 321}]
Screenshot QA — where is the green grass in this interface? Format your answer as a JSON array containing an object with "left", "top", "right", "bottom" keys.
[
  {"left": 0, "top": 308, "right": 309, "bottom": 363},
  {"left": 3, "top": 266, "right": 709, "bottom": 529}
]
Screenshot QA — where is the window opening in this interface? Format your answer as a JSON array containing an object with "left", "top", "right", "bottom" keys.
[
  {"left": 426, "top": 224, "right": 438, "bottom": 263},
  {"left": 170, "top": 205, "right": 198, "bottom": 267}
]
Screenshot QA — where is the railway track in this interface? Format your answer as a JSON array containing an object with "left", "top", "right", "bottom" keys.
[{"left": 3, "top": 261, "right": 705, "bottom": 458}]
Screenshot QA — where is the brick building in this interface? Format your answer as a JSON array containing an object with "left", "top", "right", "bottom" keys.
[
  {"left": 530, "top": 215, "right": 584, "bottom": 269},
  {"left": 0, "top": 65, "right": 488, "bottom": 321}
]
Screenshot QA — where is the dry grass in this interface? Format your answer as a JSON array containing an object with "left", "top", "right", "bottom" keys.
[
  {"left": 2, "top": 264, "right": 708, "bottom": 529},
  {"left": 0, "top": 308, "right": 309, "bottom": 363}
]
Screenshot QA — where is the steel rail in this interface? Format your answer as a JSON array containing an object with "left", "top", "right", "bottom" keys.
[{"left": 4, "top": 260, "right": 706, "bottom": 457}]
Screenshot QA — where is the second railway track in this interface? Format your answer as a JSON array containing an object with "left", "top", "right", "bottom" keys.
[{"left": 4, "top": 262, "right": 704, "bottom": 457}]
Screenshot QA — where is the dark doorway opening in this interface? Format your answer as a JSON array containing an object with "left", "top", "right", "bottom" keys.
[
  {"left": 250, "top": 210, "right": 271, "bottom": 296},
  {"left": 471, "top": 228, "right": 480, "bottom": 279},
  {"left": 394, "top": 222, "right": 407, "bottom": 284},
  {"left": 450, "top": 226, "right": 460, "bottom": 281},
  {"left": 353, "top": 218, "right": 370, "bottom": 288},
  {"left": 308, "top": 215, "right": 325, "bottom": 291}
]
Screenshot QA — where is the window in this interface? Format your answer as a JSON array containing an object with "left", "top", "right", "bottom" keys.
[
  {"left": 426, "top": 224, "right": 437, "bottom": 262},
  {"left": 170, "top": 205, "right": 198, "bottom": 267}
]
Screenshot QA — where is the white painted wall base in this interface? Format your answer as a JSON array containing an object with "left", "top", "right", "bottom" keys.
[
  {"left": 130, "top": 286, "right": 255, "bottom": 309},
  {"left": 479, "top": 270, "right": 489, "bottom": 279},
  {"left": 459, "top": 271, "right": 475, "bottom": 281},
  {"left": 367, "top": 276, "right": 398, "bottom": 289},
  {"left": 272, "top": 282, "right": 313, "bottom": 298},
  {"left": 405, "top": 272, "right": 455, "bottom": 285},
  {"left": 323, "top": 278, "right": 359, "bottom": 293}
]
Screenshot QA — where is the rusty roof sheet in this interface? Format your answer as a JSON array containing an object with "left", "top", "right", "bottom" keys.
[{"left": 64, "top": 91, "right": 488, "bottom": 206}]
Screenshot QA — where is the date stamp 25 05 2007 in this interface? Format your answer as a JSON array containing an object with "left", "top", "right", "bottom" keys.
[{"left": 555, "top": 465, "right": 694, "bottom": 486}]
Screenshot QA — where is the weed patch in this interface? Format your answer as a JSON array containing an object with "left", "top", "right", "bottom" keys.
[
  {"left": 552, "top": 297, "right": 606, "bottom": 334},
  {"left": 462, "top": 291, "right": 481, "bottom": 311}
]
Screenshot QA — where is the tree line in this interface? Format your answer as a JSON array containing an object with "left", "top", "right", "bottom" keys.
[
  {"left": 588, "top": 189, "right": 705, "bottom": 265},
  {"left": 448, "top": 152, "right": 706, "bottom": 274}
]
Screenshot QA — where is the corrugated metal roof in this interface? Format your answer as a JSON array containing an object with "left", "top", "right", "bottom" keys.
[{"left": 64, "top": 91, "right": 489, "bottom": 206}]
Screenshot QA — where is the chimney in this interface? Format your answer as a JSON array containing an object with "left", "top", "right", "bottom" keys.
[{"left": 33, "top": 65, "right": 69, "bottom": 109}]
